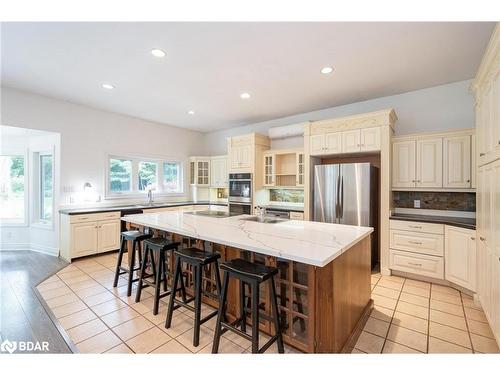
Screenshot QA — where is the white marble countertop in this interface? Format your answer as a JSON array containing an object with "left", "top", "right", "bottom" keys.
[{"left": 122, "top": 212, "right": 373, "bottom": 267}]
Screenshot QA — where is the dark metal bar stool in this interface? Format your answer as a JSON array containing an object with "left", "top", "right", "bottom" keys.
[
  {"left": 113, "top": 230, "right": 152, "bottom": 296},
  {"left": 135, "top": 236, "right": 181, "bottom": 315},
  {"left": 212, "top": 258, "right": 284, "bottom": 354},
  {"left": 165, "top": 247, "right": 222, "bottom": 347}
]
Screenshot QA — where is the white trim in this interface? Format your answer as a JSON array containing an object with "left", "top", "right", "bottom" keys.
[
  {"left": 393, "top": 207, "right": 476, "bottom": 218},
  {"left": 0, "top": 242, "right": 59, "bottom": 256},
  {"left": 31, "top": 148, "right": 55, "bottom": 230}
]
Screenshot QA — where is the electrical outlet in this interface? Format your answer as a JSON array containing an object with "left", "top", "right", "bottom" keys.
[{"left": 414, "top": 200, "right": 421, "bottom": 208}]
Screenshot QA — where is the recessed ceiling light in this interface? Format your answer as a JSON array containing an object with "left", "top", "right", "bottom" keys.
[
  {"left": 151, "top": 48, "right": 166, "bottom": 58},
  {"left": 320, "top": 66, "right": 334, "bottom": 74},
  {"left": 240, "top": 92, "right": 251, "bottom": 99},
  {"left": 101, "top": 83, "right": 115, "bottom": 90},
  {"left": 188, "top": 110, "right": 195, "bottom": 115}
]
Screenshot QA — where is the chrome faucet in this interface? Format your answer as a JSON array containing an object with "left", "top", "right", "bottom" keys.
[
  {"left": 256, "top": 206, "right": 266, "bottom": 222},
  {"left": 147, "top": 189, "right": 154, "bottom": 204}
]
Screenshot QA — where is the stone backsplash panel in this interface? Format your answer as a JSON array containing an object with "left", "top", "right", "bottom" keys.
[
  {"left": 269, "top": 189, "right": 304, "bottom": 203},
  {"left": 392, "top": 191, "right": 476, "bottom": 212}
]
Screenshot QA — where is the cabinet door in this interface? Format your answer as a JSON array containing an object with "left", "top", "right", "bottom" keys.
[
  {"left": 471, "top": 134, "right": 476, "bottom": 188},
  {"left": 309, "top": 134, "right": 325, "bottom": 155},
  {"left": 443, "top": 135, "right": 471, "bottom": 188},
  {"left": 445, "top": 226, "right": 476, "bottom": 291},
  {"left": 196, "top": 160, "right": 210, "bottom": 185},
  {"left": 71, "top": 222, "right": 98, "bottom": 258},
  {"left": 416, "top": 138, "right": 443, "bottom": 188},
  {"left": 236, "top": 145, "right": 252, "bottom": 169},
  {"left": 230, "top": 146, "right": 241, "bottom": 170},
  {"left": 360, "top": 127, "right": 381, "bottom": 152},
  {"left": 189, "top": 160, "right": 195, "bottom": 185},
  {"left": 325, "top": 132, "right": 342, "bottom": 154},
  {"left": 341, "top": 129, "right": 361, "bottom": 153},
  {"left": 296, "top": 153, "right": 304, "bottom": 187},
  {"left": 210, "top": 158, "right": 220, "bottom": 187},
  {"left": 392, "top": 140, "right": 416, "bottom": 188},
  {"left": 263, "top": 154, "right": 275, "bottom": 186},
  {"left": 98, "top": 219, "right": 121, "bottom": 253}
]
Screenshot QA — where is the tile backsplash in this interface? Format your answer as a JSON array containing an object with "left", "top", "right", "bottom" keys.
[
  {"left": 392, "top": 191, "right": 476, "bottom": 212},
  {"left": 270, "top": 189, "right": 304, "bottom": 203}
]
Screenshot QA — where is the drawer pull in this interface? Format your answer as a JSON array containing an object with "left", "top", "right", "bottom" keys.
[
  {"left": 480, "top": 153, "right": 485, "bottom": 157},
  {"left": 408, "top": 241, "right": 423, "bottom": 245},
  {"left": 408, "top": 225, "right": 422, "bottom": 229},
  {"left": 408, "top": 262, "right": 423, "bottom": 267},
  {"left": 470, "top": 237, "right": 475, "bottom": 240},
  {"left": 480, "top": 236, "right": 486, "bottom": 241}
]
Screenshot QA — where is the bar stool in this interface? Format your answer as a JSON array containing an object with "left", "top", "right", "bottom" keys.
[
  {"left": 165, "top": 247, "right": 222, "bottom": 347},
  {"left": 135, "top": 236, "right": 181, "bottom": 315},
  {"left": 113, "top": 230, "right": 152, "bottom": 296},
  {"left": 212, "top": 258, "right": 284, "bottom": 354}
]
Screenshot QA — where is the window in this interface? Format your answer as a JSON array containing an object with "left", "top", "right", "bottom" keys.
[
  {"left": 109, "top": 158, "right": 132, "bottom": 193},
  {"left": 106, "top": 155, "right": 183, "bottom": 197},
  {"left": 138, "top": 161, "right": 157, "bottom": 190},
  {"left": 0, "top": 155, "right": 25, "bottom": 222},
  {"left": 40, "top": 154, "right": 53, "bottom": 222},
  {"left": 163, "top": 162, "right": 181, "bottom": 193}
]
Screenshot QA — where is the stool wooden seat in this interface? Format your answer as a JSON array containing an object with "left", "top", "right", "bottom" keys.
[
  {"left": 212, "top": 258, "right": 284, "bottom": 354},
  {"left": 135, "top": 236, "right": 181, "bottom": 315},
  {"left": 165, "top": 247, "right": 222, "bottom": 347},
  {"left": 113, "top": 230, "right": 152, "bottom": 296}
]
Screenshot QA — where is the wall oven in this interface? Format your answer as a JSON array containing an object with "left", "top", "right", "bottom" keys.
[
  {"left": 228, "top": 173, "right": 252, "bottom": 203},
  {"left": 229, "top": 173, "right": 252, "bottom": 215}
]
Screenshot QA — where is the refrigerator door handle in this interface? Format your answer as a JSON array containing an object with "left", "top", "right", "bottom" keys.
[
  {"left": 335, "top": 174, "right": 340, "bottom": 218},
  {"left": 340, "top": 175, "right": 344, "bottom": 219}
]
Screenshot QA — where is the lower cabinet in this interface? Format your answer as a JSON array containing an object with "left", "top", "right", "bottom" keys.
[
  {"left": 444, "top": 225, "right": 476, "bottom": 292},
  {"left": 61, "top": 211, "right": 121, "bottom": 261},
  {"left": 389, "top": 219, "right": 477, "bottom": 294}
]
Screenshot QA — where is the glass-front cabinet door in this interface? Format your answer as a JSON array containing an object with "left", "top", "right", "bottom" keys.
[
  {"left": 197, "top": 160, "right": 210, "bottom": 186},
  {"left": 296, "top": 153, "right": 304, "bottom": 187},
  {"left": 263, "top": 154, "right": 274, "bottom": 186}
]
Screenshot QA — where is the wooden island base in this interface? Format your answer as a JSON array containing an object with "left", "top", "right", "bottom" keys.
[{"left": 126, "top": 222, "right": 372, "bottom": 353}]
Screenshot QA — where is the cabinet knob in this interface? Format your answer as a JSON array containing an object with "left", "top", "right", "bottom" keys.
[
  {"left": 466, "top": 179, "right": 470, "bottom": 183},
  {"left": 470, "top": 237, "right": 475, "bottom": 240},
  {"left": 480, "top": 236, "right": 486, "bottom": 241},
  {"left": 480, "top": 153, "right": 485, "bottom": 157}
]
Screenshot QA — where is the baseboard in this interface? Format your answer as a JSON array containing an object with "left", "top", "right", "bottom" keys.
[{"left": 0, "top": 242, "right": 59, "bottom": 256}]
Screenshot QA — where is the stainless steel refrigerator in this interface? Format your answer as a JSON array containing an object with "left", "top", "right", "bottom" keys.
[{"left": 313, "top": 163, "right": 379, "bottom": 267}]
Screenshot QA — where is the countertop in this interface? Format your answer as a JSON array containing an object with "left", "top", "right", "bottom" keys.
[
  {"left": 390, "top": 213, "right": 476, "bottom": 230},
  {"left": 122, "top": 211, "right": 372, "bottom": 267},
  {"left": 261, "top": 204, "right": 304, "bottom": 213},
  {"left": 59, "top": 201, "right": 227, "bottom": 215}
]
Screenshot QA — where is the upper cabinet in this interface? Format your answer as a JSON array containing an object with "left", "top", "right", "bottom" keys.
[
  {"left": 227, "top": 133, "right": 270, "bottom": 176},
  {"left": 443, "top": 135, "right": 472, "bottom": 188},
  {"left": 392, "top": 129, "right": 474, "bottom": 190},
  {"left": 309, "top": 127, "right": 381, "bottom": 156},
  {"left": 262, "top": 149, "right": 304, "bottom": 188},
  {"left": 210, "top": 155, "right": 228, "bottom": 188},
  {"left": 189, "top": 157, "right": 210, "bottom": 186}
]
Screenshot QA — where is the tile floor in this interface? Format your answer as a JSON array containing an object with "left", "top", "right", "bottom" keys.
[
  {"left": 36, "top": 252, "right": 299, "bottom": 354},
  {"left": 353, "top": 272, "right": 500, "bottom": 354},
  {"left": 37, "top": 252, "right": 500, "bottom": 354}
]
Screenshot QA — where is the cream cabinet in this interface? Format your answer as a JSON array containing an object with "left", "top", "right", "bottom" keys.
[
  {"left": 392, "top": 131, "right": 475, "bottom": 190},
  {"left": 60, "top": 211, "right": 121, "bottom": 261},
  {"left": 210, "top": 156, "right": 228, "bottom": 188},
  {"left": 263, "top": 153, "right": 275, "bottom": 186},
  {"left": 416, "top": 138, "right": 443, "bottom": 188},
  {"left": 296, "top": 153, "right": 305, "bottom": 187},
  {"left": 289, "top": 211, "right": 304, "bottom": 220},
  {"left": 309, "top": 132, "right": 342, "bottom": 155},
  {"left": 189, "top": 157, "right": 210, "bottom": 186},
  {"left": 261, "top": 149, "right": 304, "bottom": 188},
  {"left": 443, "top": 135, "right": 472, "bottom": 188},
  {"left": 230, "top": 144, "right": 252, "bottom": 170},
  {"left": 445, "top": 226, "right": 476, "bottom": 291},
  {"left": 392, "top": 140, "right": 416, "bottom": 188},
  {"left": 342, "top": 129, "right": 361, "bottom": 153},
  {"left": 309, "top": 127, "right": 381, "bottom": 156}
]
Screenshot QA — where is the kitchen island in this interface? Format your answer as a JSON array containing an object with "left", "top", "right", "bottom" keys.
[{"left": 122, "top": 211, "right": 373, "bottom": 353}]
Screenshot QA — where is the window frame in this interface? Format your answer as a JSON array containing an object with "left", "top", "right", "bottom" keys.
[
  {"left": 38, "top": 152, "right": 54, "bottom": 225},
  {"left": 0, "top": 152, "right": 29, "bottom": 226},
  {"left": 105, "top": 154, "right": 184, "bottom": 199}
]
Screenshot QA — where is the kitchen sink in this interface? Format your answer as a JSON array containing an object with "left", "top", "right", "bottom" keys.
[{"left": 239, "top": 216, "right": 286, "bottom": 224}]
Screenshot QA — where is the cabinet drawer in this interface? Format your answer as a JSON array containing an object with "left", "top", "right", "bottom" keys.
[
  {"left": 390, "top": 219, "right": 444, "bottom": 235},
  {"left": 289, "top": 212, "right": 304, "bottom": 220},
  {"left": 70, "top": 211, "right": 120, "bottom": 223},
  {"left": 390, "top": 249, "right": 444, "bottom": 279},
  {"left": 390, "top": 229, "right": 444, "bottom": 256}
]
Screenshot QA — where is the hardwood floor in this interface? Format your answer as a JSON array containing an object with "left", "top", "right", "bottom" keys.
[{"left": 0, "top": 251, "right": 72, "bottom": 353}]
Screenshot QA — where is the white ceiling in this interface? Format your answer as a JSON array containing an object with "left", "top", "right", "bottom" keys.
[{"left": 1, "top": 22, "right": 495, "bottom": 133}]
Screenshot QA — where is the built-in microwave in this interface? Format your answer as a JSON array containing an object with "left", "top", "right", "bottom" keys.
[{"left": 228, "top": 173, "right": 252, "bottom": 203}]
